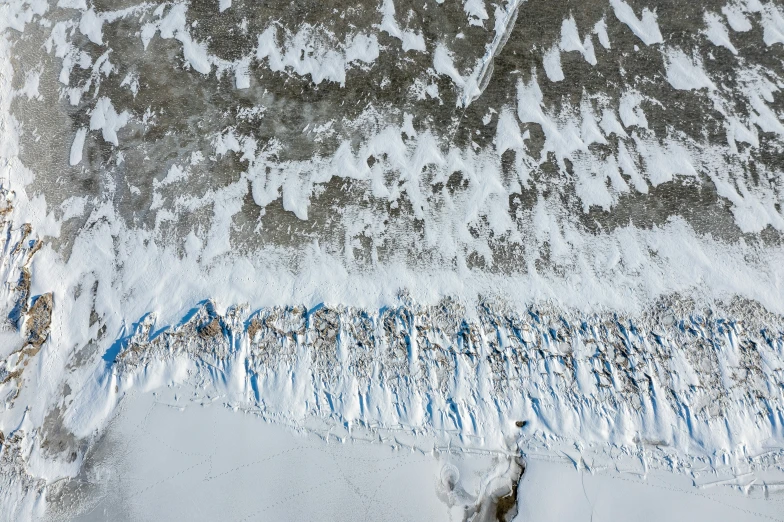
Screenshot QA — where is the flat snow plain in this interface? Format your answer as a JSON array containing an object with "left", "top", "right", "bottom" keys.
[{"left": 62, "top": 386, "right": 784, "bottom": 522}]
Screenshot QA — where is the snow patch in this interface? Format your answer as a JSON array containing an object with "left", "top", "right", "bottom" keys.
[
  {"left": 703, "top": 12, "right": 737, "bottom": 54},
  {"left": 594, "top": 18, "right": 611, "bottom": 49},
  {"left": 18, "top": 69, "right": 40, "bottom": 100},
  {"left": 380, "top": 0, "right": 427, "bottom": 52},
  {"left": 463, "top": 0, "right": 489, "bottom": 26},
  {"left": 560, "top": 16, "right": 597, "bottom": 65},
  {"left": 610, "top": 0, "right": 663, "bottom": 45},
  {"left": 664, "top": 48, "right": 715, "bottom": 91},
  {"left": 89, "top": 97, "right": 129, "bottom": 146},
  {"left": 256, "top": 25, "right": 379, "bottom": 86},
  {"left": 0, "top": 0, "right": 48, "bottom": 33},
  {"left": 722, "top": 2, "right": 752, "bottom": 32},
  {"left": 69, "top": 128, "right": 86, "bottom": 166},
  {"left": 56, "top": 0, "right": 86, "bottom": 9},
  {"left": 543, "top": 45, "right": 564, "bottom": 82},
  {"left": 79, "top": 9, "right": 103, "bottom": 45},
  {"left": 619, "top": 90, "right": 648, "bottom": 129}
]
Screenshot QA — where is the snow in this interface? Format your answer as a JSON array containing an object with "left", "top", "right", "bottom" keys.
[
  {"left": 346, "top": 33, "right": 382, "bottom": 64},
  {"left": 68, "top": 127, "right": 86, "bottom": 166},
  {"left": 573, "top": 163, "right": 615, "bottom": 211},
  {"left": 120, "top": 71, "right": 139, "bottom": 95},
  {"left": 256, "top": 25, "right": 380, "bottom": 86},
  {"left": 580, "top": 101, "right": 608, "bottom": 147},
  {"left": 518, "top": 457, "right": 784, "bottom": 522},
  {"left": 495, "top": 108, "right": 527, "bottom": 154},
  {"left": 433, "top": 44, "right": 466, "bottom": 89},
  {"left": 0, "top": 0, "right": 48, "bottom": 33},
  {"left": 704, "top": 11, "right": 738, "bottom": 54},
  {"left": 723, "top": 3, "right": 752, "bottom": 32},
  {"left": 154, "top": 164, "right": 189, "bottom": 188},
  {"left": 664, "top": 47, "right": 715, "bottom": 90},
  {"left": 594, "top": 18, "right": 611, "bottom": 49},
  {"left": 636, "top": 137, "right": 698, "bottom": 186},
  {"left": 618, "top": 90, "right": 648, "bottom": 129},
  {"left": 56, "top": 0, "right": 86, "bottom": 9},
  {"left": 610, "top": 0, "right": 664, "bottom": 45},
  {"left": 65, "top": 388, "right": 515, "bottom": 521},
  {"left": 79, "top": 8, "right": 103, "bottom": 45},
  {"left": 234, "top": 56, "right": 250, "bottom": 89},
  {"left": 402, "top": 112, "right": 417, "bottom": 138},
  {"left": 749, "top": 92, "right": 784, "bottom": 136},
  {"left": 761, "top": 3, "right": 784, "bottom": 46},
  {"left": 141, "top": 3, "right": 211, "bottom": 74},
  {"left": 463, "top": 0, "right": 489, "bottom": 26},
  {"left": 542, "top": 46, "right": 564, "bottom": 82},
  {"left": 89, "top": 97, "right": 129, "bottom": 146},
  {"left": 560, "top": 16, "right": 597, "bottom": 65},
  {"left": 379, "top": 0, "right": 427, "bottom": 52},
  {"left": 18, "top": 69, "right": 40, "bottom": 99}
]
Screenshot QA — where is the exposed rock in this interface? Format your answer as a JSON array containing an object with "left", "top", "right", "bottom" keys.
[
  {"left": 198, "top": 317, "right": 223, "bottom": 339},
  {"left": 25, "top": 293, "right": 53, "bottom": 348}
]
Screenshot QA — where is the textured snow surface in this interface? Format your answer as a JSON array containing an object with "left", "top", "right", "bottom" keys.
[{"left": 2, "top": 0, "right": 784, "bottom": 519}]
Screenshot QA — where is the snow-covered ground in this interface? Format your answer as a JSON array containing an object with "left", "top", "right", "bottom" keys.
[{"left": 2, "top": 0, "right": 784, "bottom": 519}]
